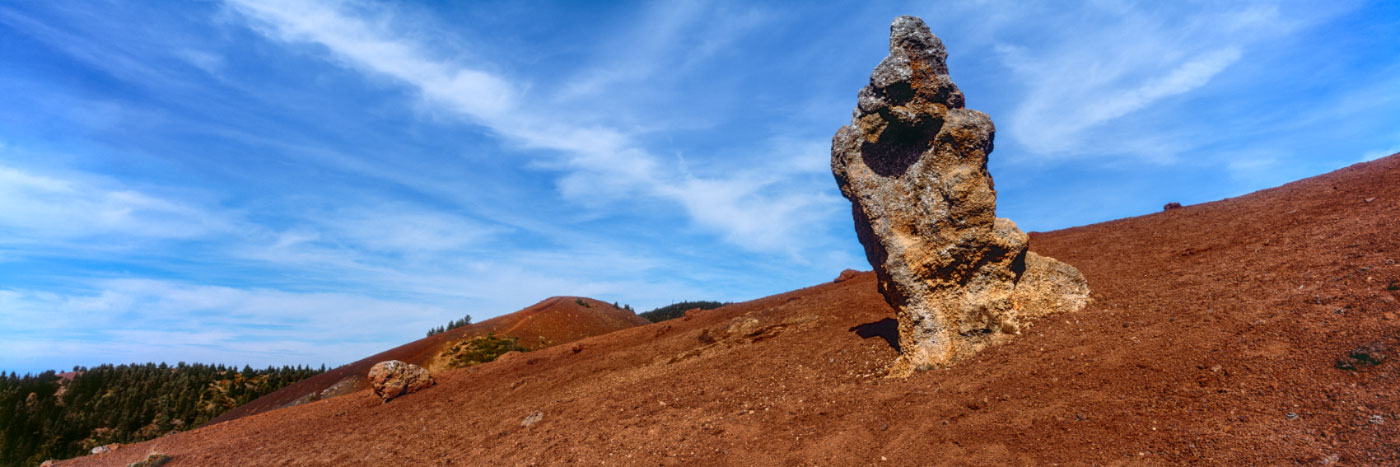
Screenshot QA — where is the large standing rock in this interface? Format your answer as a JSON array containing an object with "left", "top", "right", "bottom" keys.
[
  {"left": 367, "top": 360, "right": 435, "bottom": 402},
  {"left": 832, "top": 16, "right": 1090, "bottom": 376}
]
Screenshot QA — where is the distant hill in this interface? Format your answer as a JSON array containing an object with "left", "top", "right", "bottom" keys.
[
  {"left": 207, "top": 296, "right": 649, "bottom": 425},
  {"left": 0, "top": 363, "right": 320, "bottom": 466}
]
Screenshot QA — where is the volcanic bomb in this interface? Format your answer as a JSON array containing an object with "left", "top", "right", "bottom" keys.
[{"left": 831, "top": 16, "right": 1090, "bottom": 376}]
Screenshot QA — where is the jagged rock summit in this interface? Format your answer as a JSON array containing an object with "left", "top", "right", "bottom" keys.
[{"left": 832, "top": 16, "right": 1090, "bottom": 376}]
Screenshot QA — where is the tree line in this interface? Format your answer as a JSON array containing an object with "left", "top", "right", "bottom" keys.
[
  {"left": 639, "top": 301, "right": 728, "bottom": 323},
  {"left": 0, "top": 362, "right": 322, "bottom": 466},
  {"left": 426, "top": 314, "right": 473, "bottom": 337}
]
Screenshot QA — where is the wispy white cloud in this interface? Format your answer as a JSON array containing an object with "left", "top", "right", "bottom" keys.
[
  {"left": 172, "top": 48, "right": 226, "bottom": 76},
  {"left": 225, "top": 0, "right": 830, "bottom": 253},
  {"left": 306, "top": 203, "right": 508, "bottom": 255},
  {"left": 0, "top": 164, "right": 230, "bottom": 243},
  {"left": 0, "top": 4, "right": 231, "bottom": 95},
  {"left": 227, "top": 0, "right": 515, "bottom": 121},
  {"left": 553, "top": 1, "right": 770, "bottom": 103},
  {"left": 988, "top": 3, "right": 1294, "bottom": 158}
]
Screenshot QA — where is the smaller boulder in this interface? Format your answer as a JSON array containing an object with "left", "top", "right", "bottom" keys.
[
  {"left": 834, "top": 269, "right": 861, "bottom": 283},
  {"left": 367, "top": 360, "right": 435, "bottom": 402},
  {"left": 521, "top": 411, "right": 544, "bottom": 428},
  {"left": 1163, "top": 202, "right": 1183, "bottom": 211}
]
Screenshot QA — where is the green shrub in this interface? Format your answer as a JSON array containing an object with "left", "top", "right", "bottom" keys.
[
  {"left": 440, "top": 334, "right": 528, "bottom": 369},
  {"left": 128, "top": 453, "right": 172, "bottom": 467}
]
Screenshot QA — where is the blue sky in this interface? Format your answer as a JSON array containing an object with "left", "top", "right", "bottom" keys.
[{"left": 2, "top": 1, "right": 1397, "bottom": 374}]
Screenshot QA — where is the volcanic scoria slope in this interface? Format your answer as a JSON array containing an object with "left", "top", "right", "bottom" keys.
[
  {"left": 208, "top": 296, "right": 650, "bottom": 425},
  {"left": 69, "top": 155, "right": 1400, "bottom": 465}
]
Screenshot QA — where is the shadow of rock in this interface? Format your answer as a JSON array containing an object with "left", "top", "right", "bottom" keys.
[{"left": 850, "top": 318, "right": 901, "bottom": 353}]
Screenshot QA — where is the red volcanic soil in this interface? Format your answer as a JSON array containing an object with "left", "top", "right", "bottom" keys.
[
  {"left": 207, "top": 296, "right": 650, "bottom": 425},
  {"left": 70, "top": 155, "right": 1399, "bottom": 465}
]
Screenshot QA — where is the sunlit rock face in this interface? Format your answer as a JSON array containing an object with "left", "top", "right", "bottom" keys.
[
  {"left": 367, "top": 360, "right": 434, "bottom": 402},
  {"left": 832, "top": 16, "right": 1090, "bottom": 376}
]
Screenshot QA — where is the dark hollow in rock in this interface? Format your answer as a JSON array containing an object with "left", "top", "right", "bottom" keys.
[{"left": 860, "top": 115, "right": 942, "bottom": 177}]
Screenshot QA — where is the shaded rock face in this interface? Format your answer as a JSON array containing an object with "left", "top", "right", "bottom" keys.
[
  {"left": 367, "top": 360, "right": 435, "bottom": 402},
  {"left": 832, "top": 16, "right": 1090, "bottom": 376}
]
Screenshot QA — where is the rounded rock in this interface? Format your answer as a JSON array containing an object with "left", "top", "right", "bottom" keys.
[{"left": 367, "top": 360, "right": 435, "bottom": 402}]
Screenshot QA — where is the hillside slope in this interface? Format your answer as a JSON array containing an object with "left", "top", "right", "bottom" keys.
[
  {"left": 69, "top": 154, "right": 1399, "bottom": 465},
  {"left": 206, "top": 297, "right": 648, "bottom": 426}
]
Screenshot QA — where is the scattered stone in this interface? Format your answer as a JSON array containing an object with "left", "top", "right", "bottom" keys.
[
  {"left": 1364, "top": 197, "right": 1375, "bottom": 203},
  {"left": 830, "top": 16, "right": 1090, "bottom": 376},
  {"left": 1369, "top": 414, "right": 1385, "bottom": 425},
  {"left": 570, "top": 343, "right": 584, "bottom": 354},
  {"left": 1335, "top": 340, "right": 1389, "bottom": 370},
  {"left": 1163, "top": 202, "right": 1183, "bottom": 210},
  {"left": 1349, "top": 341, "right": 1389, "bottom": 365},
  {"left": 697, "top": 328, "right": 718, "bottom": 344},
  {"left": 1286, "top": 412, "right": 1299, "bottom": 420},
  {"left": 521, "top": 411, "right": 544, "bottom": 428},
  {"left": 727, "top": 317, "right": 763, "bottom": 337},
  {"left": 91, "top": 445, "right": 110, "bottom": 455},
  {"left": 367, "top": 360, "right": 435, "bottom": 402},
  {"left": 835, "top": 269, "right": 861, "bottom": 283}
]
